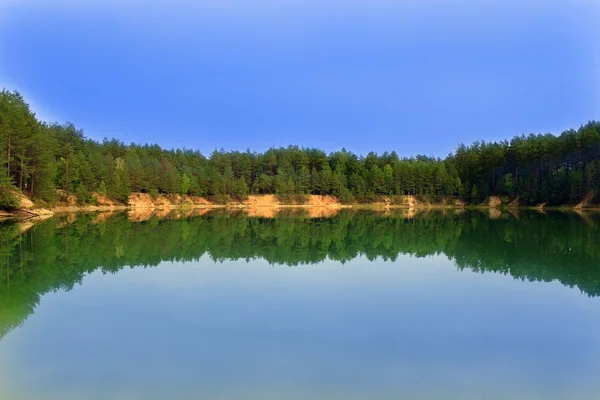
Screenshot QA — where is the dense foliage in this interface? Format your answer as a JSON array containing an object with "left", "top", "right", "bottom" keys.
[
  {"left": 1, "top": 89, "right": 599, "bottom": 208},
  {"left": 1, "top": 210, "right": 599, "bottom": 338},
  {"left": 454, "top": 126, "right": 600, "bottom": 205}
]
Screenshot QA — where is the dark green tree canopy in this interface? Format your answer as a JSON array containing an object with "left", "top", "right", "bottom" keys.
[{"left": 1, "top": 89, "right": 599, "bottom": 208}]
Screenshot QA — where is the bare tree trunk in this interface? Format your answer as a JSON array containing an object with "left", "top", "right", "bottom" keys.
[
  {"left": 65, "top": 155, "right": 69, "bottom": 190},
  {"left": 19, "top": 155, "right": 24, "bottom": 190},
  {"left": 30, "top": 163, "right": 35, "bottom": 197},
  {"left": 7, "top": 134, "right": 11, "bottom": 180}
]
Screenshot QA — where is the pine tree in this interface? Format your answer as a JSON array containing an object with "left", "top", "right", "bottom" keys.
[
  {"left": 231, "top": 178, "right": 249, "bottom": 200},
  {"left": 383, "top": 164, "right": 394, "bottom": 195},
  {"left": 297, "top": 165, "right": 311, "bottom": 194},
  {"left": 180, "top": 173, "right": 191, "bottom": 195},
  {"left": 504, "top": 173, "right": 515, "bottom": 196},
  {"left": 0, "top": 173, "right": 18, "bottom": 210},
  {"left": 317, "top": 164, "right": 332, "bottom": 195}
]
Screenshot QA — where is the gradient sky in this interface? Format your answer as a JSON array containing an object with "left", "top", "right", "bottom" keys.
[{"left": 0, "top": 0, "right": 598, "bottom": 157}]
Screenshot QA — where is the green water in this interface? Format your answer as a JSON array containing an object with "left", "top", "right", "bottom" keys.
[{"left": 1, "top": 209, "right": 600, "bottom": 399}]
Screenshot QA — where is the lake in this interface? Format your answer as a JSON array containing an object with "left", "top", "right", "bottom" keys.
[{"left": 1, "top": 209, "right": 599, "bottom": 399}]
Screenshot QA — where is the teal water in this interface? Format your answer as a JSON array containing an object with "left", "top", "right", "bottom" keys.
[{"left": 1, "top": 210, "right": 600, "bottom": 399}]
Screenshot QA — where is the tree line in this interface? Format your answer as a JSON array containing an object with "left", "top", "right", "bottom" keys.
[
  {"left": 1, "top": 88, "right": 599, "bottom": 209},
  {"left": 2, "top": 210, "right": 600, "bottom": 338}
]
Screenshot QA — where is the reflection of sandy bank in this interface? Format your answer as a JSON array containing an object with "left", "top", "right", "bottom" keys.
[
  {"left": 182, "top": 208, "right": 212, "bottom": 218},
  {"left": 93, "top": 211, "right": 117, "bottom": 223},
  {"left": 127, "top": 207, "right": 213, "bottom": 222},
  {"left": 306, "top": 207, "right": 340, "bottom": 218},
  {"left": 453, "top": 207, "right": 465, "bottom": 215},
  {"left": 380, "top": 207, "right": 420, "bottom": 219},
  {"left": 56, "top": 213, "right": 78, "bottom": 228},
  {"left": 574, "top": 210, "right": 595, "bottom": 228},
  {"left": 575, "top": 192, "right": 595, "bottom": 210},
  {"left": 535, "top": 203, "right": 546, "bottom": 214},
  {"left": 384, "top": 207, "right": 417, "bottom": 219},
  {"left": 242, "top": 207, "right": 279, "bottom": 218},
  {"left": 378, "top": 207, "right": 471, "bottom": 220},
  {"left": 240, "top": 205, "right": 342, "bottom": 219},
  {"left": 489, "top": 208, "right": 502, "bottom": 219},
  {"left": 17, "top": 221, "right": 34, "bottom": 233},
  {"left": 128, "top": 208, "right": 167, "bottom": 222}
]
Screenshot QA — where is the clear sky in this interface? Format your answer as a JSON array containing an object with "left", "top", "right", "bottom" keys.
[{"left": 1, "top": 0, "right": 598, "bottom": 157}]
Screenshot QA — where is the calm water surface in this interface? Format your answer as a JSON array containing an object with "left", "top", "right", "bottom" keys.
[{"left": 1, "top": 209, "right": 600, "bottom": 399}]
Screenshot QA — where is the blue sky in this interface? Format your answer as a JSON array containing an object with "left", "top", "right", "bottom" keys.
[{"left": 1, "top": 0, "right": 598, "bottom": 157}]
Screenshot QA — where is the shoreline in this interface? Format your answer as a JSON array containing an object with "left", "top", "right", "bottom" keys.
[
  {"left": 2, "top": 192, "right": 599, "bottom": 221},
  {"left": 3, "top": 202, "right": 600, "bottom": 222}
]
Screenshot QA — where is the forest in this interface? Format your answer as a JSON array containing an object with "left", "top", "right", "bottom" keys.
[
  {"left": 1, "top": 210, "right": 600, "bottom": 339},
  {"left": 1, "top": 89, "right": 599, "bottom": 209}
]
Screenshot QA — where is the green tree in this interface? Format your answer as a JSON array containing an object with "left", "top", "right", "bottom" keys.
[
  {"left": 297, "top": 165, "right": 311, "bottom": 194},
  {"left": 0, "top": 174, "right": 18, "bottom": 210},
  {"left": 231, "top": 178, "right": 249, "bottom": 200},
  {"left": 180, "top": 173, "right": 191, "bottom": 195},
  {"left": 503, "top": 173, "right": 515, "bottom": 196},
  {"left": 317, "top": 163, "right": 332, "bottom": 195},
  {"left": 383, "top": 164, "right": 394, "bottom": 194},
  {"left": 98, "top": 180, "right": 107, "bottom": 196}
]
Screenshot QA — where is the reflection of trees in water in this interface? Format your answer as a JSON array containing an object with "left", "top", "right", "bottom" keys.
[{"left": 1, "top": 210, "right": 599, "bottom": 339}]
